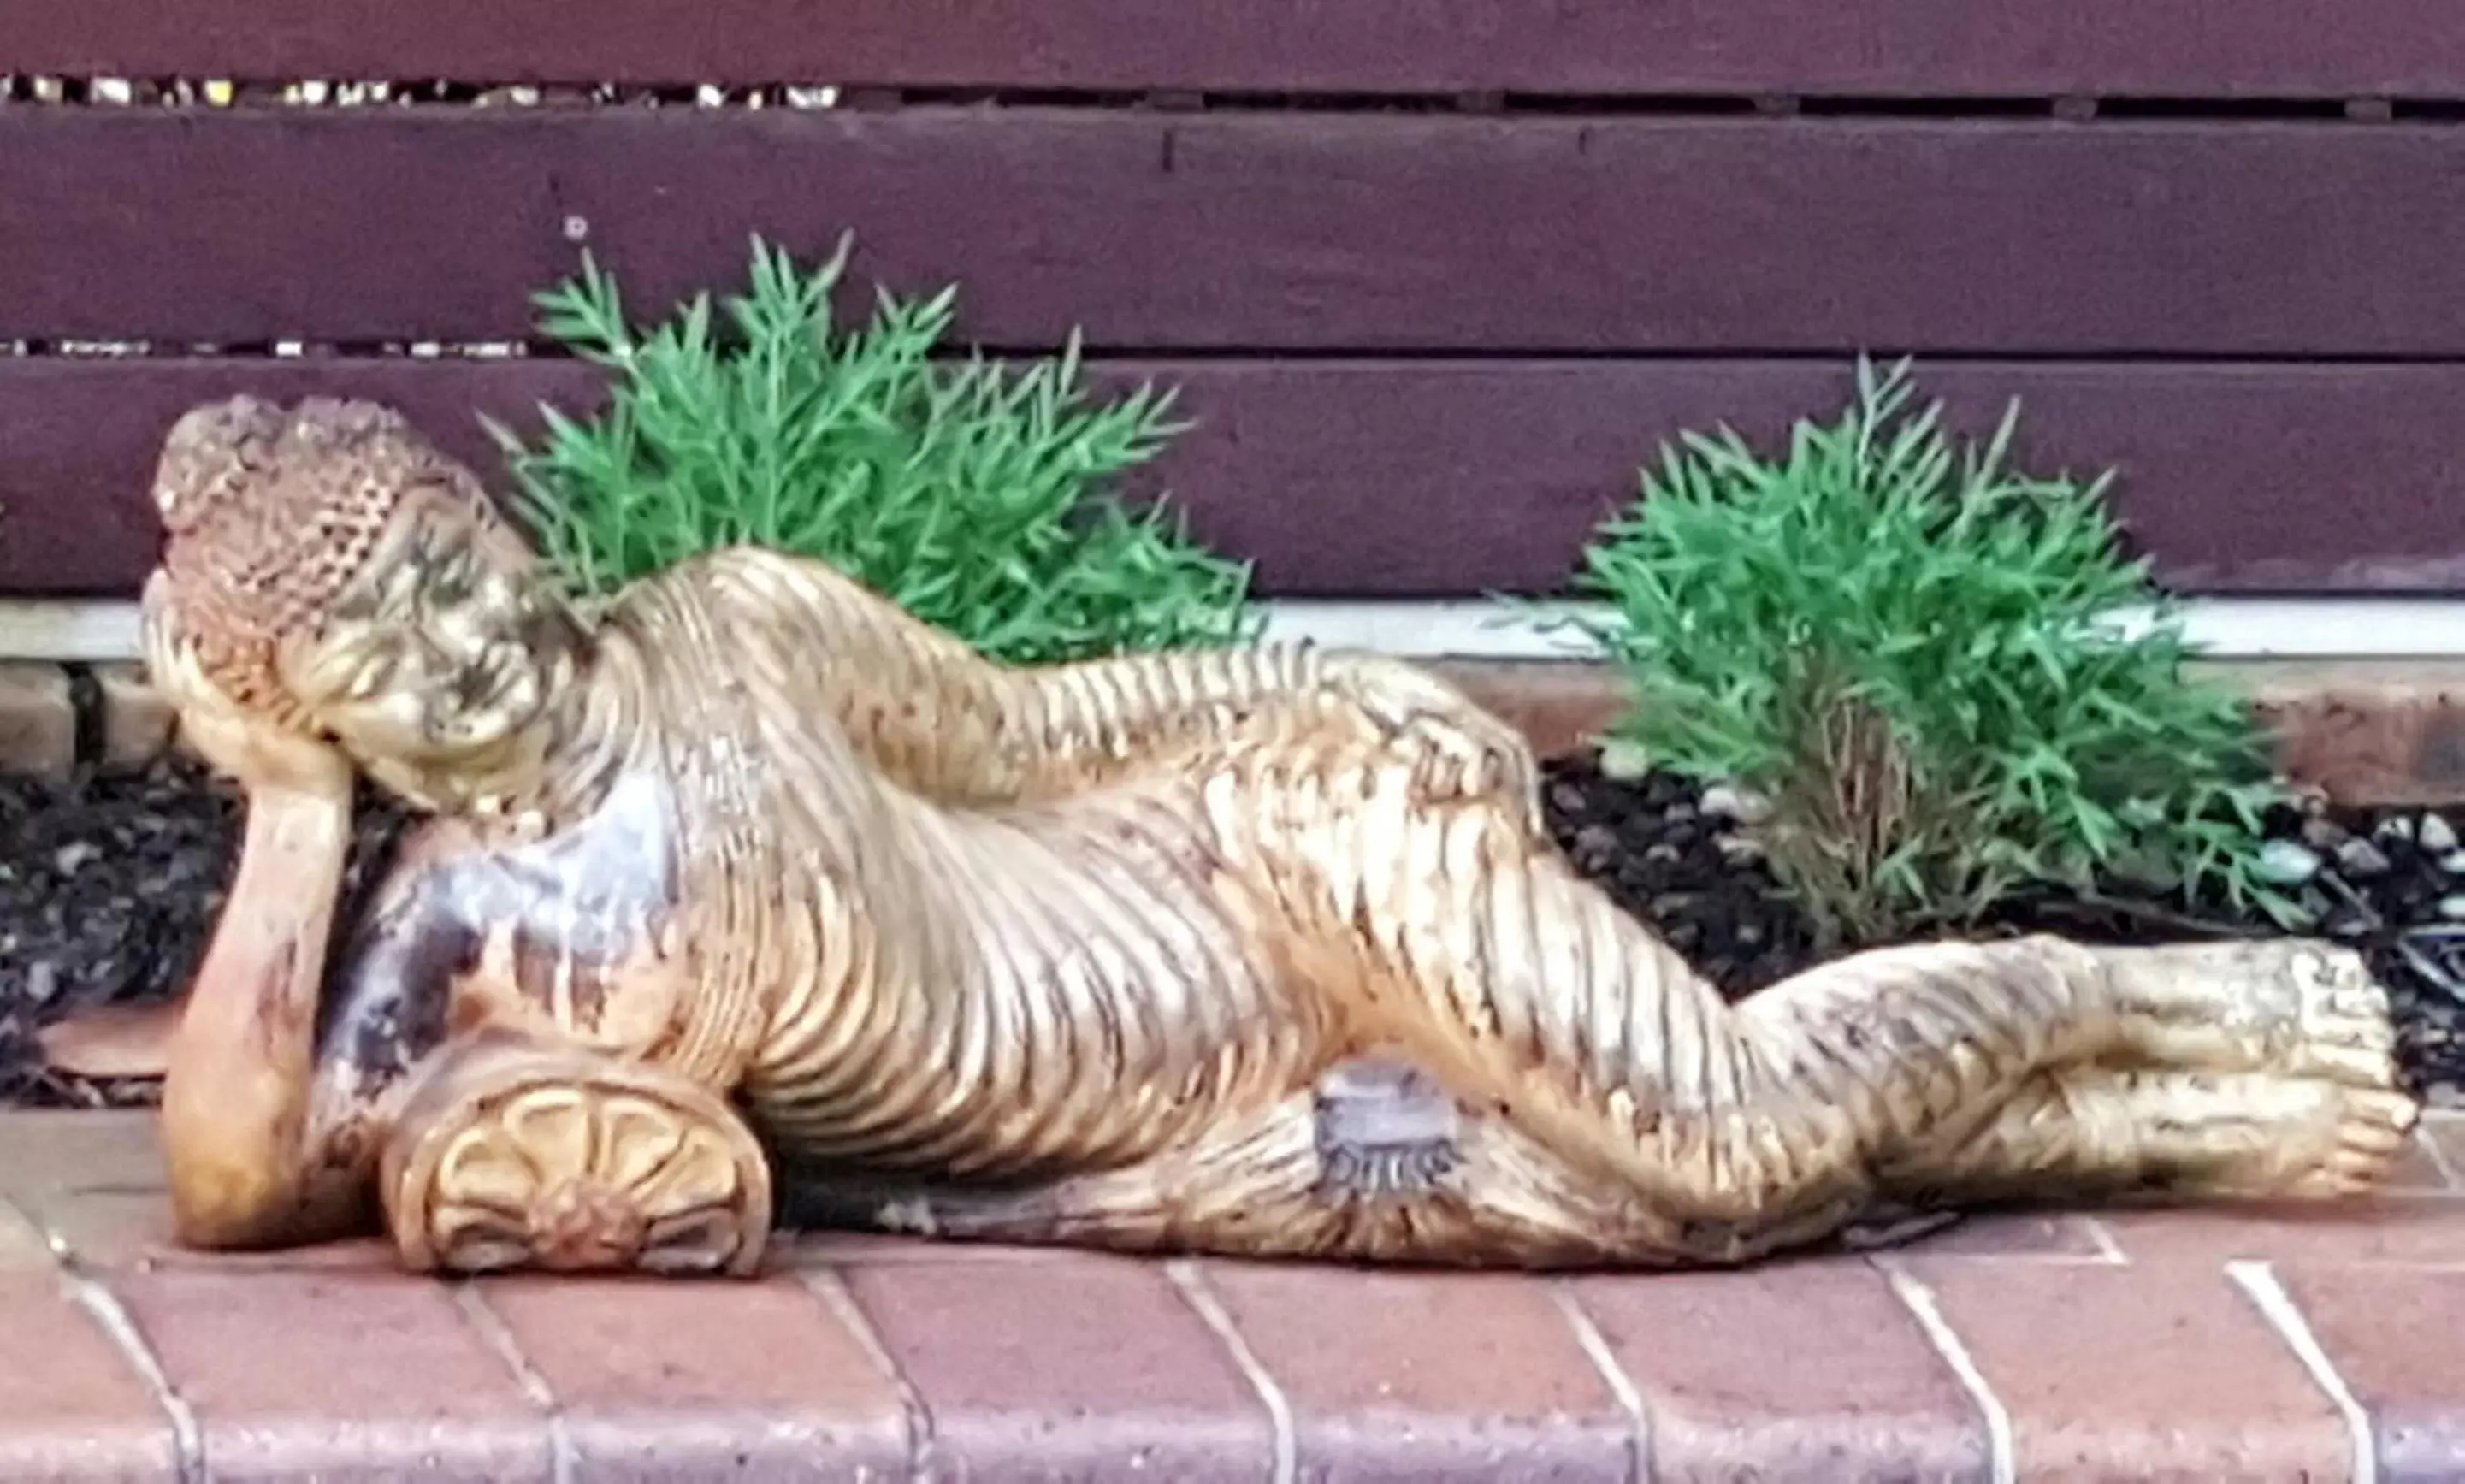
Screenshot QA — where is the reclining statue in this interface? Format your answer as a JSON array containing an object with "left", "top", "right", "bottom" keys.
[{"left": 127, "top": 393, "right": 2418, "bottom": 1279}]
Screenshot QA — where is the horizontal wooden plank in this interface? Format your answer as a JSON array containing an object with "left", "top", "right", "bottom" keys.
[
  {"left": 1, "top": 357, "right": 2460, "bottom": 601},
  {"left": 7, "top": 109, "right": 2465, "bottom": 357},
  {"left": 11, "top": 0, "right": 2465, "bottom": 98}
]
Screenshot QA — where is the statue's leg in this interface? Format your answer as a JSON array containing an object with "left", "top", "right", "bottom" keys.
[
  {"left": 2087, "top": 937, "right": 2401, "bottom": 1085},
  {"left": 777, "top": 1050, "right": 1920, "bottom": 1268},
  {"left": 380, "top": 1031, "right": 773, "bottom": 1277},
  {"left": 778, "top": 1057, "right": 1577, "bottom": 1264},
  {"left": 781, "top": 1024, "right": 2414, "bottom": 1269},
  {"left": 777, "top": 1091, "right": 1325, "bottom": 1256},
  {"left": 1882, "top": 1063, "right": 2420, "bottom": 1208},
  {"left": 1288, "top": 789, "right": 2411, "bottom": 1248}
]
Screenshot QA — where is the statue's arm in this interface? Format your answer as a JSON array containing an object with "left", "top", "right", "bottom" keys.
[
  {"left": 702, "top": 546, "right": 1541, "bottom": 817},
  {"left": 1004, "top": 644, "right": 1546, "bottom": 821},
  {"left": 145, "top": 575, "right": 369, "bottom": 1249}
]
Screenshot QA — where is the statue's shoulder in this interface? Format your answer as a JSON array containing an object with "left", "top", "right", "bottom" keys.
[
  {"left": 620, "top": 544, "right": 878, "bottom": 611},
  {"left": 610, "top": 546, "right": 936, "bottom": 658}
]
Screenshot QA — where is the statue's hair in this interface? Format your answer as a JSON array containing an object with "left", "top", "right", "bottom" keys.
[{"left": 152, "top": 394, "right": 500, "bottom": 713}]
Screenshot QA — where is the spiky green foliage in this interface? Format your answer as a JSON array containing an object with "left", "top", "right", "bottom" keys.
[
  {"left": 1564, "top": 358, "right": 2301, "bottom": 951},
  {"left": 488, "top": 236, "right": 1259, "bottom": 665}
]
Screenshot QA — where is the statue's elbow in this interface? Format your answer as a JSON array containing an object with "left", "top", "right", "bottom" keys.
[
  {"left": 157, "top": 1105, "right": 319, "bottom": 1251},
  {"left": 164, "top": 1164, "right": 299, "bottom": 1251}
]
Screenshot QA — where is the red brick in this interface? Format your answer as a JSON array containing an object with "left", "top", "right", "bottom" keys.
[
  {"left": 1426, "top": 658, "right": 1626, "bottom": 759},
  {"left": 476, "top": 1274, "right": 912, "bottom": 1477},
  {"left": 0, "top": 1194, "right": 53, "bottom": 1272},
  {"left": 111, "top": 1269, "right": 553, "bottom": 1481},
  {"left": 2417, "top": 1114, "right": 2465, "bottom": 1187},
  {"left": 2275, "top": 1266, "right": 2465, "bottom": 1484},
  {"left": 839, "top": 1253, "right": 1273, "bottom": 1481},
  {"left": 17, "top": 1184, "right": 393, "bottom": 1273},
  {"left": 1896, "top": 1209, "right": 2113, "bottom": 1259},
  {"left": 1418, "top": 656, "right": 2465, "bottom": 806},
  {"left": 2239, "top": 659, "right": 2465, "bottom": 807},
  {"left": 2383, "top": 1130, "right": 2456, "bottom": 1193},
  {"left": 0, "top": 1109, "right": 163, "bottom": 1195},
  {"left": 1913, "top": 1259, "right": 2351, "bottom": 1479},
  {"left": 1201, "top": 1263, "right": 1629, "bottom": 1481},
  {"left": 1571, "top": 1259, "right": 1989, "bottom": 1481},
  {"left": 33, "top": 999, "right": 180, "bottom": 1083},
  {"left": 0, "top": 1274, "right": 178, "bottom": 1481},
  {"left": 784, "top": 1229, "right": 1079, "bottom": 1266},
  {"left": 2098, "top": 1196, "right": 2465, "bottom": 1267}
]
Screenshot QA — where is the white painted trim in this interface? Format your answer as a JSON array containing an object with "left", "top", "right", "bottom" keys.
[
  {"left": 7, "top": 594, "right": 2465, "bottom": 664},
  {"left": 1255, "top": 596, "right": 2465, "bottom": 662},
  {"left": 0, "top": 600, "right": 144, "bottom": 663}
]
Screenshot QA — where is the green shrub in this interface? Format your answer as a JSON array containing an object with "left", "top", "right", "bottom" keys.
[
  {"left": 1563, "top": 357, "right": 2301, "bottom": 951},
  {"left": 489, "top": 235, "right": 1259, "bottom": 665}
]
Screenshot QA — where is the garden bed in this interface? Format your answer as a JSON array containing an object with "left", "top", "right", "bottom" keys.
[
  {"left": 1539, "top": 748, "right": 2465, "bottom": 1104},
  {"left": 5, "top": 738, "right": 2462, "bottom": 1109}
]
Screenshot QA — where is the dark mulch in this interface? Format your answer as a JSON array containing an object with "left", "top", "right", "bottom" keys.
[
  {"left": 3, "top": 748, "right": 2462, "bottom": 1107},
  {"left": 1540, "top": 751, "right": 2465, "bottom": 1103},
  {"left": 0, "top": 755, "right": 411, "bottom": 1108}
]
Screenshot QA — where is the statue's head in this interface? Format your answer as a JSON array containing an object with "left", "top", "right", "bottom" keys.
[{"left": 147, "top": 394, "right": 588, "bottom": 806}]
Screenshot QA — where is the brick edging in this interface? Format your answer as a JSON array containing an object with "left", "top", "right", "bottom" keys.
[
  {"left": 1432, "top": 656, "right": 2465, "bottom": 807},
  {"left": 0, "top": 660, "right": 170, "bottom": 784},
  {"left": 6, "top": 656, "right": 2465, "bottom": 806},
  {"left": 8, "top": 1109, "right": 2465, "bottom": 1480}
]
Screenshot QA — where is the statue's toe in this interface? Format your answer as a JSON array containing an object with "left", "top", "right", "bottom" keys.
[{"left": 2302, "top": 1085, "right": 2422, "bottom": 1197}]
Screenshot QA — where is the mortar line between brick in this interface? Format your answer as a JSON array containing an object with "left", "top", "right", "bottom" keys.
[
  {"left": 1547, "top": 1281, "right": 1648, "bottom": 1484},
  {"left": 454, "top": 1284, "right": 576, "bottom": 1484},
  {"left": 1878, "top": 1262, "right": 2014, "bottom": 1484},
  {"left": 2413, "top": 1127, "right": 2461, "bottom": 1190},
  {"left": 63, "top": 1273, "right": 204, "bottom": 1484},
  {"left": 2226, "top": 1261, "right": 2377, "bottom": 1484},
  {"left": 1166, "top": 1259, "right": 1296, "bottom": 1484},
  {"left": 2079, "top": 1215, "right": 2130, "bottom": 1264},
  {"left": 801, "top": 1265, "right": 936, "bottom": 1482},
  {"left": 0, "top": 1190, "right": 62, "bottom": 1269}
]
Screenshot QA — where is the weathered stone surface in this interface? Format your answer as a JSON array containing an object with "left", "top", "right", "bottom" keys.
[
  {"left": 92, "top": 661, "right": 174, "bottom": 774},
  {"left": 0, "top": 660, "right": 73, "bottom": 782}
]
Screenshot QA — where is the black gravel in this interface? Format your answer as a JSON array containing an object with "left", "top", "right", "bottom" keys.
[
  {"left": 4, "top": 750, "right": 2462, "bottom": 1107},
  {"left": 0, "top": 755, "right": 411, "bottom": 1108}
]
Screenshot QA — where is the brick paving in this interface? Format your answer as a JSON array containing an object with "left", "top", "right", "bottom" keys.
[{"left": 3, "top": 1111, "right": 2465, "bottom": 1480}]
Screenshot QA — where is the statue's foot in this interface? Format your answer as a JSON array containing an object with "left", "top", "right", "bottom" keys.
[
  {"left": 1907, "top": 1064, "right": 2421, "bottom": 1208},
  {"left": 381, "top": 1033, "right": 772, "bottom": 1277},
  {"left": 2101, "top": 940, "right": 2401, "bottom": 1090},
  {"left": 2153, "top": 1073, "right": 2422, "bottom": 1200}
]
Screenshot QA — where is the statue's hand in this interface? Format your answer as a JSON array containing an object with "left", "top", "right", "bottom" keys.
[
  {"left": 142, "top": 573, "right": 352, "bottom": 799},
  {"left": 1330, "top": 656, "right": 1546, "bottom": 832}
]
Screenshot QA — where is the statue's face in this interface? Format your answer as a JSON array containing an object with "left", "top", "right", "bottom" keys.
[{"left": 270, "top": 488, "right": 582, "bottom": 786}]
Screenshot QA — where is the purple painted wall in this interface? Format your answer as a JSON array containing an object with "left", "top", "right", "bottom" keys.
[{"left": 2, "top": 2, "right": 2462, "bottom": 598}]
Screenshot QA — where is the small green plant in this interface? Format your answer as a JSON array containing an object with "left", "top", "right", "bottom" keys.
[
  {"left": 1564, "top": 357, "right": 2301, "bottom": 951},
  {"left": 489, "top": 235, "right": 1259, "bottom": 665}
]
